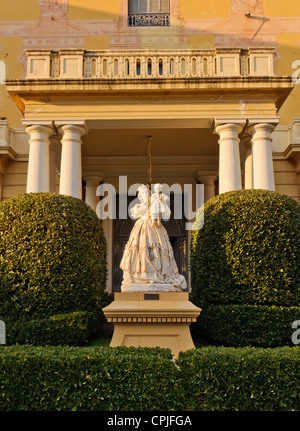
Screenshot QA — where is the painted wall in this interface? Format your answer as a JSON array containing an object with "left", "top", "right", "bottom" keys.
[
  {"left": 0, "top": 0, "right": 299, "bottom": 201},
  {"left": 0, "top": 0, "right": 300, "bottom": 126}
]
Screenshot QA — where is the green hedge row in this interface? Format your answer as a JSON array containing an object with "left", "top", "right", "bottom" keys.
[
  {"left": 0, "top": 345, "right": 179, "bottom": 411},
  {"left": 177, "top": 346, "right": 300, "bottom": 411},
  {"left": 5, "top": 311, "right": 102, "bottom": 346},
  {"left": 0, "top": 345, "right": 299, "bottom": 411},
  {"left": 196, "top": 304, "right": 300, "bottom": 347}
]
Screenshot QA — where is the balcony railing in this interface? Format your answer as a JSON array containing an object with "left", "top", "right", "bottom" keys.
[
  {"left": 26, "top": 48, "right": 275, "bottom": 80},
  {"left": 128, "top": 13, "right": 170, "bottom": 26}
]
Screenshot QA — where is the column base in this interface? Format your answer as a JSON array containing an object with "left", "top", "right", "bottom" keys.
[{"left": 103, "top": 292, "right": 201, "bottom": 358}]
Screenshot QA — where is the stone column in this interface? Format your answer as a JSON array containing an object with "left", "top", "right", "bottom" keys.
[
  {"left": 57, "top": 122, "right": 88, "bottom": 199},
  {"left": 215, "top": 123, "right": 243, "bottom": 194},
  {"left": 25, "top": 122, "right": 54, "bottom": 193},
  {"left": 197, "top": 175, "right": 217, "bottom": 202},
  {"left": 249, "top": 123, "right": 276, "bottom": 191},
  {"left": 84, "top": 175, "right": 103, "bottom": 212}
]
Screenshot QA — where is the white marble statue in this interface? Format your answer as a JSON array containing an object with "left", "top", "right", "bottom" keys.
[{"left": 120, "top": 184, "right": 187, "bottom": 292}]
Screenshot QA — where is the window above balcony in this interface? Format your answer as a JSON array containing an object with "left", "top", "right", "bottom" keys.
[{"left": 128, "top": 0, "right": 170, "bottom": 27}]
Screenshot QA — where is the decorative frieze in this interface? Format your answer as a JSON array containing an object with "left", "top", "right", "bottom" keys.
[{"left": 106, "top": 316, "right": 197, "bottom": 323}]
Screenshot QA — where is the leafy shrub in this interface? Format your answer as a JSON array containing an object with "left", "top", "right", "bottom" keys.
[
  {"left": 197, "top": 304, "right": 299, "bottom": 347},
  {"left": 190, "top": 189, "right": 300, "bottom": 346},
  {"left": 0, "top": 193, "right": 107, "bottom": 324},
  {"left": 0, "top": 345, "right": 182, "bottom": 411},
  {"left": 6, "top": 311, "right": 101, "bottom": 346},
  {"left": 0, "top": 345, "right": 299, "bottom": 411},
  {"left": 177, "top": 346, "right": 300, "bottom": 411}
]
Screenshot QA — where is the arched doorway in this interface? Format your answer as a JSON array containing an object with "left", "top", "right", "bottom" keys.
[{"left": 112, "top": 194, "right": 188, "bottom": 292}]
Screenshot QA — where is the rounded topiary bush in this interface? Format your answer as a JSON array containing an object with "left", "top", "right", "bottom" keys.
[
  {"left": 190, "top": 189, "right": 300, "bottom": 347},
  {"left": 0, "top": 193, "right": 107, "bottom": 339}
]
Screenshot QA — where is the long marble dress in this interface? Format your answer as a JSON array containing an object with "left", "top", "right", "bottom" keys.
[{"left": 120, "top": 184, "right": 187, "bottom": 292}]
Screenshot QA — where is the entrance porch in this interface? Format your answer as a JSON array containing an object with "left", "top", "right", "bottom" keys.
[{"left": 5, "top": 48, "right": 293, "bottom": 292}]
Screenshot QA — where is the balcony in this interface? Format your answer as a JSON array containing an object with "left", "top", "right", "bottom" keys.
[
  {"left": 25, "top": 48, "right": 275, "bottom": 80},
  {"left": 128, "top": 13, "right": 170, "bottom": 26}
]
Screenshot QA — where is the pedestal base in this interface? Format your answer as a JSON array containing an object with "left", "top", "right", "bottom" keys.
[
  {"left": 121, "top": 283, "right": 182, "bottom": 292},
  {"left": 103, "top": 292, "right": 201, "bottom": 358}
]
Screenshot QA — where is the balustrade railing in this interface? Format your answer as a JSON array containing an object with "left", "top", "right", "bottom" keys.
[
  {"left": 128, "top": 13, "right": 170, "bottom": 26},
  {"left": 26, "top": 48, "right": 275, "bottom": 80}
]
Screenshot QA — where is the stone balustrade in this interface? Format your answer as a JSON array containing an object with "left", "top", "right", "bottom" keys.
[{"left": 26, "top": 48, "right": 275, "bottom": 80}]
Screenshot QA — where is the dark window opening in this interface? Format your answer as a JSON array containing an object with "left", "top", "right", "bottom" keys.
[{"left": 128, "top": 0, "right": 170, "bottom": 27}]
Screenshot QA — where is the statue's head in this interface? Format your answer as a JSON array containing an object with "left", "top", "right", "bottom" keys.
[
  {"left": 137, "top": 184, "right": 149, "bottom": 203},
  {"left": 154, "top": 183, "right": 162, "bottom": 193}
]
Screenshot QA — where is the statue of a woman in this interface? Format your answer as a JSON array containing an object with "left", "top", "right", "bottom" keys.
[{"left": 120, "top": 184, "right": 187, "bottom": 292}]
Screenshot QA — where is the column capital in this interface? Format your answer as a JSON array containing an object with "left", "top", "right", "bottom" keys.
[
  {"left": 214, "top": 118, "right": 247, "bottom": 129},
  {"left": 248, "top": 122, "right": 277, "bottom": 135},
  {"left": 215, "top": 122, "right": 244, "bottom": 136},
  {"left": 83, "top": 175, "right": 104, "bottom": 186},
  {"left": 197, "top": 175, "right": 218, "bottom": 185},
  {"left": 22, "top": 119, "right": 54, "bottom": 127},
  {"left": 247, "top": 117, "right": 279, "bottom": 127},
  {"left": 55, "top": 120, "right": 89, "bottom": 136},
  {"left": 22, "top": 120, "right": 54, "bottom": 134}
]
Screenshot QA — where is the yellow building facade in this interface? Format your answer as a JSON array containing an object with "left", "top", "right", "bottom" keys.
[{"left": 1, "top": 0, "right": 300, "bottom": 292}]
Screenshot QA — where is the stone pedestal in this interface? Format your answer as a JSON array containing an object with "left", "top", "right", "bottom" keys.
[{"left": 103, "top": 292, "right": 201, "bottom": 358}]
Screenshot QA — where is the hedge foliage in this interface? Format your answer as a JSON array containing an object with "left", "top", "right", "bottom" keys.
[
  {"left": 196, "top": 304, "right": 300, "bottom": 347},
  {"left": 6, "top": 311, "right": 101, "bottom": 346},
  {"left": 0, "top": 345, "right": 180, "bottom": 411},
  {"left": 0, "top": 345, "right": 299, "bottom": 411},
  {"left": 0, "top": 193, "right": 107, "bottom": 325},
  {"left": 177, "top": 346, "right": 300, "bottom": 411},
  {"left": 190, "top": 189, "right": 300, "bottom": 346}
]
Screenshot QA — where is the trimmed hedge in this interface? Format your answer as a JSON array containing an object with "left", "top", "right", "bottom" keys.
[
  {"left": 190, "top": 189, "right": 300, "bottom": 346},
  {"left": 177, "top": 346, "right": 300, "bottom": 411},
  {"left": 197, "top": 304, "right": 300, "bottom": 347},
  {"left": 0, "top": 193, "right": 107, "bottom": 323},
  {"left": 5, "top": 311, "right": 101, "bottom": 346},
  {"left": 0, "top": 345, "right": 299, "bottom": 411},
  {"left": 0, "top": 345, "right": 181, "bottom": 411}
]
